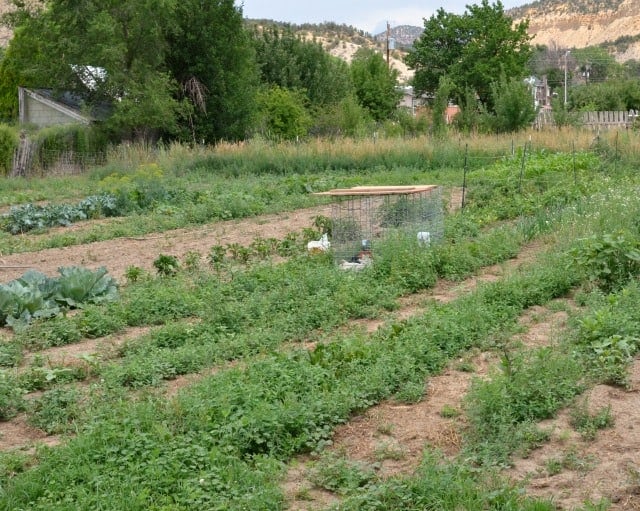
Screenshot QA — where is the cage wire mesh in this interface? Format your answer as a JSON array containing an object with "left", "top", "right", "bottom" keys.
[{"left": 319, "top": 186, "right": 444, "bottom": 263}]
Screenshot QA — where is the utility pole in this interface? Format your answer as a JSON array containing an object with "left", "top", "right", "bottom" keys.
[
  {"left": 564, "top": 50, "right": 571, "bottom": 106},
  {"left": 386, "top": 21, "right": 390, "bottom": 70}
]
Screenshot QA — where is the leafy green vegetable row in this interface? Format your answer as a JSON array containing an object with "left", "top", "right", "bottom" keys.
[{"left": 0, "top": 267, "right": 118, "bottom": 328}]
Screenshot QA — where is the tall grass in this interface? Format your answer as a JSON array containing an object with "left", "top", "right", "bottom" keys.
[{"left": 96, "top": 128, "right": 638, "bottom": 179}]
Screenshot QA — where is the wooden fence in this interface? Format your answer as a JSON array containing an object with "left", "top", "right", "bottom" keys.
[
  {"left": 582, "top": 110, "right": 639, "bottom": 128},
  {"left": 535, "top": 110, "right": 639, "bottom": 129}
]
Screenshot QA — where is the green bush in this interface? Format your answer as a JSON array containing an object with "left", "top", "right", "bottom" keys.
[
  {"left": 32, "top": 124, "right": 109, "bottom": 171},
  {"left": 0, "top": 373, "right": 25, "bottom": 420},
  {"left": 0, "top": 124, "right": 18, "bottom": 175},
  {"left": 570, "top": 231, "right": 640, "bottom": 292},
  {"left": 28, "top": 387, "right": 80, "bottom": 434}
]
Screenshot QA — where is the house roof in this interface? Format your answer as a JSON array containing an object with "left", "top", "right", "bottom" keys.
[
  {"left": 27, "top": 88, "right": 112, "bottom": 122},
  {"left": 21, "top": 87, "right": 91, "bottom": 124}
]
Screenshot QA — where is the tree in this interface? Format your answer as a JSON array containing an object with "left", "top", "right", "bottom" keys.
[
  {"left": 406, "top": 1, "right": 532, "bottom": 110},
  {"left": 350, "top": 48, "right": 402, "bottom": 122},
  {"left": 0, "top": 0, "right": 257, "bottom": 143},
  {"left": 312, "top": 94, "right": 373, "bottom": 138},
  {"left": 569, "top": 80, "right": 640, "bottom": 111},
  {"left": 490, "top": 76, "right": 536, "bottom": 132},
  {"left": 1, "top": 0, "right": 183, "bottom": 140},
  {"left": 252, "top": 25, "right": 351, "bottom": 110},
  {"left": 166, "top": 0, "right": 258, "bottom": 143},
  {"left": 570, "top": 47, "right": 620, "bottom": 85},
  {"left": 431, "top": 76, "right": 455, "bottom": 137},
  {"left": 255, "top": 86, "right": 311, "bottom": 141}
]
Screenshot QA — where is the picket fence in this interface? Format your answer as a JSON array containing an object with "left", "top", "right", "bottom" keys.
[{"left": 535, "top": 109, "right": 640, "bottom": 129}]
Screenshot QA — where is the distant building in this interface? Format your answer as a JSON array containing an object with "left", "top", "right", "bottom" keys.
[
  {"left": 18, "top": 66, "right": 110, "bottom": 128},
  {"left": 18, "top": 87, "right": 91, "bottom": 128},
  {"left": 444, "top": 104, "right": 460, "bottom": 124},
  {"left": 525, "top": 75, "right": 551, "bottom": 110}
]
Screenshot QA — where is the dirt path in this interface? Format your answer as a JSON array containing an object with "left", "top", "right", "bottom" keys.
[{"left": 0, "top": 205, "right": 332, "bottom": 283}]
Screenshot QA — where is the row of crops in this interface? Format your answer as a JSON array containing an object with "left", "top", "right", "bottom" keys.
[{"left": 2, "top": 136, "right": 640, "bottom": 509}]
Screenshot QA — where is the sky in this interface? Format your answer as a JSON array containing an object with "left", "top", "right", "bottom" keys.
[{"left": 240, "top": 0, "right": 527, "bottom": 35}]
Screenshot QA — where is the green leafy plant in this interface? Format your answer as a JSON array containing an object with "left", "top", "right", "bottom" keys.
[
  {"left": 53, "top": 266, "right": 119, "bottom": 308},
  {"left": 588, "top": 334, "right": 636, "bottom": 387},
  {"left": 153, "top": 254, "right": 180, "bottom": 276},
  {"left": 373, "top": 441, "right": 406, "bottom": 461},
  {"left": 27, "top": 387, "right": 80, "bottom": 434},
  {"left": 124, "top": 265, "right": 144, "bottom": 284},
  {"left": 226, "top": 243, "right": 251, "bottom": 264},
  {"left": 440, "top": 404, "right": 461, "bottom": 418},
  {"left": 0, "top": 270, "right": 61, "bottom": 328},
  {"left": 208, "top": 245, "right": 226, "bottom": 270},
  {"left": 570, "top": 400, "right": 614, "bottom": 441},
  {"left": 308, "top": 453, "right": 377, "bottom": 495},
  {"left": 0, "top": 267, "right": 118, "bottom": 329},
  {"left": 183, "top": 250, "right": 202, "bottom": 272},
  {"left": 0, "top": 340, "right": 23, "bottom": 367},
  {"left": 1, "top": 194, "right": 120, "bottom": 234},
  {"left": 0, "top": 373, "right": 25, "bottom": 420},
  {"left": 15, "top": 316, "right": 82, "bottom": 350},
  {"left": 570, "top": 232, "right": 640, "bottom": 292}
]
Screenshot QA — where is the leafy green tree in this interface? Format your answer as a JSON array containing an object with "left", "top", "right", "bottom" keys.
[
  {"left": 0, "top": 0, "right": 257, "bottom": 142},
  {"left": 255, "top": 86, "right": 311, "bottom": 141},
  {"left": 252, "top": 25, "right": 351, "bottom": 109},
  {"left": 312, "top": 94, "right": 373, "bottom": 138},
  {"left": 569, "top": 80, "right": 640, "bottom": 111},
  {"left": 431, "top": 75, "right": 455, "bottom": 137},
  {"left": 167, "top": 0, "right": 258, "bottom": 142},
  {"left": 622, "top": 59, "right": 640, "bottom": 79},
  {"left": 1, "top": 0, "right": 182, "bottom": 140},
  {"left": 550, "top": 97, "right": 580, "bottom": 130},
  {"left": 490, "top": 76, "right": 536, "bottom": 132},
  {"left": 571, "top": 47, "right": 620, "bottom": 85},
  {"left": 350, "top": 48, "right": 402, "bottom": 122},
  {"left": 406, "top": 1, "right": 531, "bottom": 110},
  {"left": 453, "top": 87, "right": 486, "bottom": 134}
]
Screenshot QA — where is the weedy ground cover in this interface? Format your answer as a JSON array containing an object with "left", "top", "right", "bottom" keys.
[
  {"left": 1, "top": 133, "right": 640, "bottom": 509},
  {"left": 0, "top": 237, "right": 584, "bottom": 510}
]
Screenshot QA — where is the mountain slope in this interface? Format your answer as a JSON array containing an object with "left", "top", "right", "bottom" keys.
[{"left": 508, "top": 0, "right": 640, "bottom": 59}]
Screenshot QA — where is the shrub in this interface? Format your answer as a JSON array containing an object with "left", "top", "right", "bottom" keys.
[
  {"left": 570, "top": 231, "right": 640, "bottom": 292},
  {"left": 0, "top": 373, "right": 24, "bottom": 420},
  {"left": 32, "top": 124, "right": 109, "bottom": 171},
  {"left": 27, "top": 387, "right": 80, "bottom": 434},
  {"left": 0, "top": 124, "right": 18, "bottom": 175}
]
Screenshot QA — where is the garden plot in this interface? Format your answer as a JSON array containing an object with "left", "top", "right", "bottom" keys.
[
  {"left": 3, "top": 143, "right": 640, "bottom": 510},
  {"left": 0, "top": 204, "right": 333, "bottom": 283}
]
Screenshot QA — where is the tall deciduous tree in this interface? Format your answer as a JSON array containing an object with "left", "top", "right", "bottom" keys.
[
  {"left": 490, "top": 76, "right": 536, "bottom": 132},
  {"left": 251, "top": 25, "right": 352, "bottom": 110},
  {"left": 0, "top": 0, "right": 257, "bottom": 142},
  {"left": 166, "top": 0, "right": 258, "bottom": 142},
  {"left": 350, "top": 48, "right": 402, "bottom": 122},
  {"left": 406, "top": 0, "right": 531, "bottom": 110}
]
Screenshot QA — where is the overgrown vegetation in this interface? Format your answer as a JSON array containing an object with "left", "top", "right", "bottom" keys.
[{"left": 1, "top": 130, "right": 640, "bottom": 509}]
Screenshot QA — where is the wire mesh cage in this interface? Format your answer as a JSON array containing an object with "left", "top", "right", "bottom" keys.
[{"left": 315, "top": 186, "right": 444, "bottom": 264}]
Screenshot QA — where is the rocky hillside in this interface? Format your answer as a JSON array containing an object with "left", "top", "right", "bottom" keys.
[
  {"left": 508, "top": 0, "right": 640, "bottom": 60},
  {"left": 0, "top": 1, "right": 12, "bottom": 47}
]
